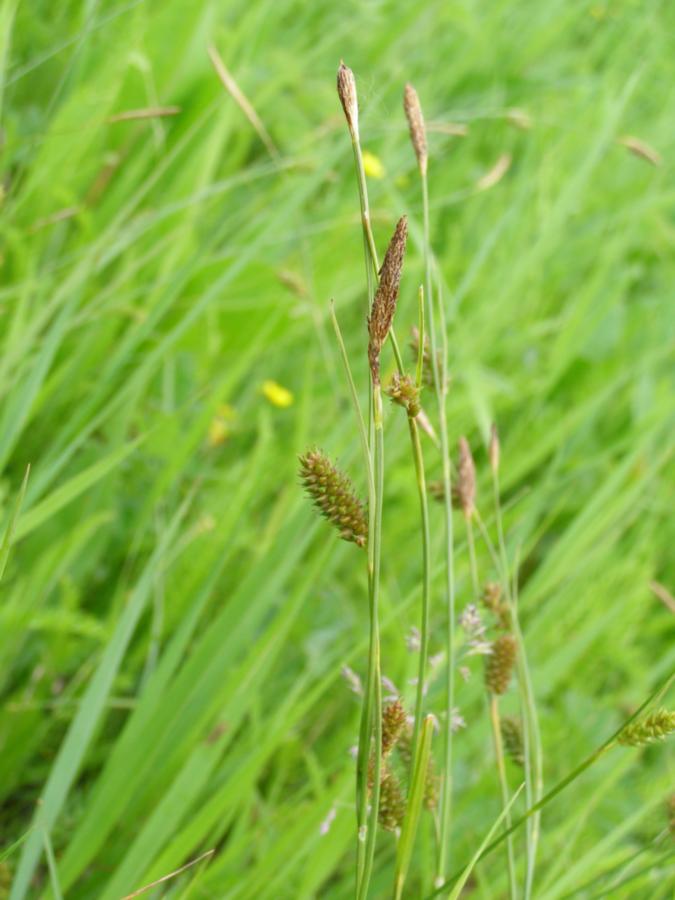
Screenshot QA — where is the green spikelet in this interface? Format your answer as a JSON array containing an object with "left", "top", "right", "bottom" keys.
[
  {"left": 298, "top": 449, "right": 367, "bottom": 548},
  {"left": 386, "top": 372, "right": 421, "bottom": 418},
  {"left": 378, "top": 768, "right": 406, "bottom": 832},
  {"left": 485, "top": 634, "right": 517, "bottom": 695},
  {"left": 501, "top": 715, "right": 525, "bottom": 767},
  {"left": 382, "top": 698, "right": 407, "bottom": 757},
  {"left": 617, "top": 708, "right": 675, "bottom": 747}
]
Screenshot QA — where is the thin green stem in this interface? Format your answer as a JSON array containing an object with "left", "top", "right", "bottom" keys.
[
  {"left": 357, "top": 385, "right": 385, "bottom": 900},
  {"left": 419, "top": 166, "right": 456, "bottom": 886},
  {"left": 470, "top": 511, "right": 516, "bottom": 897},
  {"left": 491, "top": 467, "right": 542, "bottom": 899},
  {"left": 489, "top": 694, "right": 518, "bottom": 900},
  {"left": 409, "top": 416, "right": 432, "bottom": 777},
  {"left": 466, "top": 514, "right": 479, "bottom": 598},
  {"left": 427, "top": 669, "right": 675, "bottom": 898}
]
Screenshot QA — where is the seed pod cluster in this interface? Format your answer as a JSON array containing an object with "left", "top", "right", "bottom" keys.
[
  {"left": 382, "top": 698, "right": 408, "bottom": 757},
  {"left": 386, "top": 372, "right": 421, "bottom": 417},
  {"left": 299, "top": 449, "right": 367, "bottom": 548},
  {"left": 378, "top": 769, "right": 406, "bottom": 831},
  {"left": 485, "top": 634, "right": 517, "bottom": 695},
  {"left": 617, "top": 708, "right": 675, "bottom": 747}
]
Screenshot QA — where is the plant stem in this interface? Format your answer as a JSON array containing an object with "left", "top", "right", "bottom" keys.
[
  {"left": 489, "top": 694, "right": 518, "bottom": 900},
  {"left": 492, "top": 466, "right": 542, "bottom": 899},
  {"left": 426, "top": 669, "right": 675, "bottom": 898},
  {"left": 469, "top": 511, "right": 517, "bottom": 897},
  {"left": 419, "top": 167, "right": 456, "bottom": 886},
  {"left": 409, "top": 416, "right": 432, "bottom": 774},
  {"left": 349, "top": 120, "right": 433, "bottom": 888},
  {"left": 357, "top": 385, "right": 385, "bottom": 900}
]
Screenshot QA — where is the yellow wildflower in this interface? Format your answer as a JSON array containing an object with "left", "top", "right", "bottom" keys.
[
  {"left": 262, "top": 380, "right": 294, "bottom": 409},
  {"left": 207, "top": 403, "right": 236, "bottom": 447},
  {"left": 362, "top": 150, "right": 385, "bottom": 179}
]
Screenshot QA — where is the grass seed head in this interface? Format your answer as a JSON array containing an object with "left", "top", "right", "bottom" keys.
[
  {"left": 457, "top": 436, "right": 476, "bottom": 519},
  {"left": 403, "top": 83, "right": 428, "bottom": 175},
  {"left": 485, "top": 633, "right": 517, "bottom": 694},
  {"left": 382, "top": 698, "right": 408, "bottom": 757},
  {"left": 617, "top": 708, "right": 675, "bottom": 747},
  {"left": 337, "top": 61, "right": 358, "bottom": 139},
  {"left": 299, "top": 449, "right": 367, "bottom": 548},
  {"left": 368, "top": 216, "right": 408, "bottom": 384},
  {"left": 378, "top": 768, "right": 406, "bottom": 832},
  {"left": 386, "top": 372, "right": 421, "bottom": 417},
  {"left": 501, "top": 715, "right": 525, "bottom": 767}
]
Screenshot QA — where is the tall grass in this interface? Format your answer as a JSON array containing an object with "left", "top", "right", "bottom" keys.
[{"left": 0, "top": 1, "right": 674, "bottom": 897}]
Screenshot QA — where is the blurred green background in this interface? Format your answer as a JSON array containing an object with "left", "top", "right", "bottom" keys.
[{"left": 0, "top": 0, "right": 674, "bottom": 897}]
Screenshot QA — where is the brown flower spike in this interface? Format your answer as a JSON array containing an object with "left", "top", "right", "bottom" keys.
[
  {"left": 337, "top": 62, "right": 358, "bottom": 139},
  {"left": 378, "top": 769, "right": 406, "bottom": 832},
  {"left": 382, "top": 698, "right": 408, "bottom": 757},
  {"left": 368, "top": 216, "right": 408, "bottom": 384},
  {"left": 457, "top": 436, "right": 476, "bottom": 519},
  {"left": 403, "top": 83, "right": 428, "bottom": 175},
  {"left": 299, "top": 449, "right": 367, "bottom": 548},
  {"left": 485, "top": 634, "right": 517, "bottom": 695}
]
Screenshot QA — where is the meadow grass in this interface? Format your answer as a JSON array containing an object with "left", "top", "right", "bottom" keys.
[{"left": 1, "top": 0, "right": 674, "bottom": 897}]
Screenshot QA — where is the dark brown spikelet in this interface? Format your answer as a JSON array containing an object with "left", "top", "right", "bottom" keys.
[
  {"left": 485, "top": 634, "right": 517, "bottom": 695},
  {"left": 501, "top": 715, "right": 525, "bottom": 767},
  {"left": 368, "top": 216, "right": 408, "bottom": 384},
  {"left": 386, "top": 372, "right": 421, "bottom": 418},
  {"left": 378, "top": 768, "right": 406, "bottom": 832},
  {"left": 337, "top": 62, "right": 358, "bottom": 138},
  {"left": 299, "top": 449, "right": 367, "bottom": 548},
  {"left": 382, "top": 698, "right": 408, "bottom": 757},
  {"left": 403, "top": 83, "right": 428, "bottom": 175},
  {"left": 617, "top": 708, "right": 675, "bottom": 747},
  {"left": 457, "top": 436, "right": 476, "bottom": 519}
]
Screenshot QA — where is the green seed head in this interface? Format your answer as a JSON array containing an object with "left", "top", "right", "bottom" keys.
[
  {"left": 485, "top": 634, "right": 517, "bottom": 695},
  {"left": 298, "top": 449, "right": 367, "bottom": 548},
  {"left": 618, "top": 708, "right": 675, "bottom": 747}
]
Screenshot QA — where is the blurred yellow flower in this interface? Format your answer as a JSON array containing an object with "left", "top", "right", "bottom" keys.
[
  {"left": 262, "top": 380, "right": 294, "bottom": 408},
  {"left": 207, "top": 403, "right": 236, "bottom": 447},
  {"left": 362, "top": 150, "right": 385, "bottom": 179}
]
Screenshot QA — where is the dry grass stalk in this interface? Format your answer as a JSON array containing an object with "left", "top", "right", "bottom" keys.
[
  {"left": 476, "top": 153, "right": 512, "bottom": 191},
  {"left": 208, "top": 45, "right": 279, "bottom": 160},
  {"left": 618, "top": 135, "right": 662, "bottom": 167}
]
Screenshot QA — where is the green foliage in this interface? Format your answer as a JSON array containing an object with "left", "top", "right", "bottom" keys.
[{"left": 0, "top": 0, "right": 673, "bottom": 897}]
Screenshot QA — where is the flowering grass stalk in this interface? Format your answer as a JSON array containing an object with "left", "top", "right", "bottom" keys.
[
  {"left": 460, "top": 435, "right": 517, "bottom": 900},
  {"left": 490, "top": 429, "right": 543, "bottom": 899},
  {"left": 403, "top": 82, "right": 458, "bottom": 884},
  {"left": 338, "top": 63, "right": 434, "bottom": 895}
]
